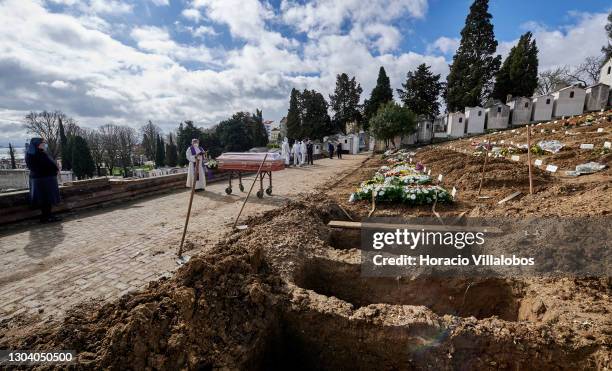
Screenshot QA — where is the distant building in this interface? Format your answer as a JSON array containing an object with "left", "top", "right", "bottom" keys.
[
  {"left": 433, "top": 114, "right": 448, "bottom": 138},
  {"left": 415, "top": 116, "right": 433, "bottom": 143},
  {"left": 531, "top": 94, "right": 553, "bottom": 122},
  {"left": 485, "top": 102, "right": 510, "bottom": 130},
  {"left": 279, "top": 117, "right": 287, "bottom": 139},
  {"left": 508, "top": 97, "right": 532, "bottom": 127},
  {"left": 262, "top": 120, "right": 274, "bottom": 137},
  {"left": 599, "top": 57, "right": 612, "bottom": 87},
  {"left": 269, "top": 127, "right": 281, "bottom": 143},
  {"left": 464, "top": 106, "right": 485, "bottom": 134},
  {"left": 552, "top": 85, "right": 586, "bottom": 117},
  {"left": 446, "top": 112, "right": 465, "bottom": 138},
  {"left": 584, "top": 83, "right": 610, "bottom": 112}
]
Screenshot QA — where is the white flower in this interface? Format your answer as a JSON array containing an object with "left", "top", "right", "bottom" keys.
[{"left": 410, "top": 194, "right": 416, "bottom": 200}]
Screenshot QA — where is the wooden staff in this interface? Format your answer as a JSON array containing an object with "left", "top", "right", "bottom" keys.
[
  {"left": 477, "top": 140, "right": 490, "bottom": 196},
  {"left": 178, "top": 157, "right": 200, "bottom": 257},
  {"left": 526, "top": 125, "right": 533, "bottom": 195},
  {"left": 233, "top": 153, "right": 269, "bottom": 230}
]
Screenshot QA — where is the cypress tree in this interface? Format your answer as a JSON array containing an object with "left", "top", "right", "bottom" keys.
[
  {"left": 397, "top": 63, "right": 443, "bottom": 119},
  {"left": 8, "top": 143, "right": 16, "bottom": 169},
  {"left": 603, "top": 11, "right": 612, "bottom": 60},
  {"left": 445, "top": 0, "right": 501, "bottom": 111},
  {"left": 71, "top": 135, "right": 95, "bottom": 179},
  {"left": 59, "top": 117, "right": 72, "bottom": 170},
  {"left": 165, "top": 134, "right": 178, "bottom": 167},
  {"left": 492, "top": 31, "right": 539, "bottom": 101},
  {"left": 329, "top": 73, "right": 363, "bottom": 133},
  {"left": 286, "top": 88, "right": 301, "bottom": 140},
  {"left": 155, "top": 134, "right": 165, "bottom": 167},
  {"left": 363, "top": 67, "right": 394, "bottom": 130}
]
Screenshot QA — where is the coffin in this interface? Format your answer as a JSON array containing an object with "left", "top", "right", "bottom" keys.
[{"left": 217, "top": 152, "right": 285, "bottom": 172}]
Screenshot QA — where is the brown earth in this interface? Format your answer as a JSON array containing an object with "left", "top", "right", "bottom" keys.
[{"left": 1, "top": 112, "right": 610, "bottom": 370}]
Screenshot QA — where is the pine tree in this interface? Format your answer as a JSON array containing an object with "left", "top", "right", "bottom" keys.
[
  {"left": 177, "top": 121, "right": 203, "bottom": 166},
  {"left": 165, "top": 133, "right": 178, "bottom": 167},
  {"left": 329, "top": 73, "right": 363, "bottom": 133},
  {"left": 363, "top": 67, "right": 394, "bottom": 130},
  {"left": 300, "top": 89, "right": 332, "bottom": 139},
  {"left": 59, "top": 117, "right": 72, "bottom": 170},
  {"left": 603, "top": 11, "right": 612, "bottom": 60},
  {"left": 71, "top": 135, "right": 95, "bottom": 179},
  {"left": 8, "top": 142, "right": 16, "bottom": 169},
  {"left": 249, "top": 109, "right": 269, "bottom": 147},
  {"left": 155, "top": 134, "right": 165, "bottom": 167},
  {"left": 492, "top": 32, "right": 539, "bottom": 101},
  {"left": 286, "top": 88, "right": 301, "bottom": 141},
  {"left": 397, "top": 63, "right": 443, "bottom": 119},
  {"left": 446, "top": 0, "right": 501, "bottom": 111}
]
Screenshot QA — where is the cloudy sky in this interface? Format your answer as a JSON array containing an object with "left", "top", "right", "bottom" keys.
[{"left": 0, "top": 0, "right": 610, "bottom": 146}]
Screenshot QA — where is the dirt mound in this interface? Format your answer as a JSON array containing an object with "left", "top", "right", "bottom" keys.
[
  {"left": 0, "top": 243, "right": 282, "bottom": 370},
  {"left": 417, "top": 148, "right": 554, "bottom": 192}
]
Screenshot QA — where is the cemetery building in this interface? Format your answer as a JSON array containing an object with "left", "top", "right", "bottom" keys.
[
  {"left": 484, "top": 102, "right": 510, "bottom": 130},
  {"left": 464, "top": 106, "right": 485, "bottom": 134},
  {"left": 507, "top": 96, "right": 532, "bottom": 126},
  {"left": 415, "top": 116, "right": 433, "bottom": 143},
  {"left": 531, "top": 94, "right": 554, "bottom": 122},
  {"left": 552, "top": 85, "right": 586, "bottom": 117},
  {"left": 584, "top": 83, "right": 610, "bottom": 112},
  {"left": 433, "top": 114, "right": 448, "bottom": 138},
  {"left": 446, "top": 112, "right": 465, "bottom": 138},
  {"left": 600, "top": 57, "right": 612, "bottom": 87}
]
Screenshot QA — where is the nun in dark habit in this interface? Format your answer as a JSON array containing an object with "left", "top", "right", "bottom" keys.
[{"left": 25, "top": 138, "right": 61, "bottom": 223}]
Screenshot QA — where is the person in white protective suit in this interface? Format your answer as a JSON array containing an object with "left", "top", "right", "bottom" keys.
[
  {"left": 186, "top": 138, "right": 206, "bottom": 190},
  {"left": 292, "top": 141, "right": 300, "bottom": 166},
  {"left": 300, "top": 139, "right": 307, "bottom": 166},
  {"left": 281, "top": 137, "right": 291, "bottom": 165}
]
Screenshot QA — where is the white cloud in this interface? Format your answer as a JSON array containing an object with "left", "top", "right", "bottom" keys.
[
  {"left": 37, "top": 80, "right": 74, "bottom": 89},
  {"left": 182, "top": 8, "right": 203, "bottom": 23},
  {"left": 192, "top": 25, "right": 217, "bottom": 38},
  {"left": 150, "top": 0, "right": 169, "bottom": 6},
  {"left": 427, "top": 36, "right": 460, "bottom": 55},
  {"left": 130, "top": 26, "right": 214, "bottom": 63}
]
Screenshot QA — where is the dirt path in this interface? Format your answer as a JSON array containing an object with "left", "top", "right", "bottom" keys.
[{"left": 0, "top": 154, "right": 367, "bottom": 323}]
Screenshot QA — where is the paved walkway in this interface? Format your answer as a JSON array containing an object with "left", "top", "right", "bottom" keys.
[{"left": 0, "top": 155, "right": 366, "bottom": 322}]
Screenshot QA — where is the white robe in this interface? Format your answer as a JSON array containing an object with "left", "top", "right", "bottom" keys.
[
  {"left": 281, "top": 140, "right": 291, "bottom": 165},
  {"left": 186, "top": 146, "right": 206, "bottom": 189},
  {"left": 300, "top": 141, "right": 307, "bottom": 165},
  {"left": 292, "top": 144, "right": 300, "bottom": 166}
]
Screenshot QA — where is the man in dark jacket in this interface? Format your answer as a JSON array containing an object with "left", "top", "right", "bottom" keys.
[
  {"left": 336, "top": 141, "right": 343, "bottom": 159},
  {"left": 306, "top": 139, "right": 314, "bottom": 165},
  {"left": 327, "top": 142, "right": 334, "bottom": 159}
]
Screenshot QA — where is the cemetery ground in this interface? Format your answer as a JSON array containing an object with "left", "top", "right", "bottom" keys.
[{"left": 1, "top": 113, "right": 610, "bottom": 369}]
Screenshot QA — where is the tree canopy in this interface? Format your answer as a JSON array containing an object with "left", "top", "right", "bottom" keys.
[
  {"left": 369, "top": 102, "right": 417, "bottom": 148},
  {"left": 71, "top": 135, "right": 95, "bottom": 179},
  {"left": 363, "top": 67, "right": 393, "bottom": 129},
  {"left": 155, "top": 134, "right": 165, "bottom": 168},
  {"left": 445, "top": 0, "right": 501, "bottom": 111},
  {"left": 492, "top": 31, "right": 539, "bottom": 101},
  {"left": 329, "top": 73, "right": 362, "bottom": 133},
  {"left": 397, "top": 63, "right": 443, "bottom": 119},
  {"left": 286, "top": 88, "right": 332, "bottom": 140},
  {"left": 603, "top": 11, "right": 612, "bottom": 60}
]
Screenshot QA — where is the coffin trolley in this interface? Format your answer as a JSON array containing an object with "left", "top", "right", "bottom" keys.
[{"left": 216, "top": 152, "right": 285, "bottom": 198}]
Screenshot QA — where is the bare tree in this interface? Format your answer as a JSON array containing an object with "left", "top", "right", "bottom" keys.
[
  {"left": 99, "top": 124, "right": 121, "bottom": 176},
  {"left": 23, "top": 111, "right": 62, "bottom": 157},
  {"left": 117, "top": 126, "right": 137, "bottom": 177},
  {"left": 537, "top": 66, "right": 571, "bottom": 95},
  {"left": 564, "top": 56, "right": 605, "bottom": 86},
  {"left": 140, "top": 120, "right": 160, "bottom": 161},
  {"left": 83, "top": 129, "right": 105, "bottom": 176}
]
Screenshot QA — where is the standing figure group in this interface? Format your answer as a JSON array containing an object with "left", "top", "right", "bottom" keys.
[
  {"left": 281, "top": 138, "right": 314, "bottom": 167},
  {"left": 327, "top": 141, "right": 343, "bottom": 159}
]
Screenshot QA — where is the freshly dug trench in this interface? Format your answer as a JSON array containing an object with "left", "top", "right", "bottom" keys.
[
  {"left": 328, "top": 228, "right": 362, "bottom": 250},
  {"left": 295, "top": 257, "right": 522, "bottom": 320}
]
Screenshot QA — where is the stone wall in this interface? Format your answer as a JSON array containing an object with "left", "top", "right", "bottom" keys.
[{"left": 0, "top": 173, "right": 188, "bottom": 225}]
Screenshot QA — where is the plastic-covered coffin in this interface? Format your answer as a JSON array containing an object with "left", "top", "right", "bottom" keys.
[{"left": 217, "top": 152, "right": 285, "bottom": 171}]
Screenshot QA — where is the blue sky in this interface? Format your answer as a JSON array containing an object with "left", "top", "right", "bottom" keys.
[{"left": 0, "top": 0, "right": 610, "bottom": 146}]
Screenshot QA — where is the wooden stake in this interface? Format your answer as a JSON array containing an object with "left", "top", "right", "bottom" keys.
[
  {"left": 477, "top": 140, "right": 490, "bottom": 196},
  {"left": 368, "top": 190, "right": 376, "bottom": 218},
  {"left": 526, "top": 125, "right": 533, "bottom": 195},
  {"left": 178, "top": 157, "right": 200, "bottom": 257},
  {"left": 232, "top": 153, "right": 269, "bottom": 230}
]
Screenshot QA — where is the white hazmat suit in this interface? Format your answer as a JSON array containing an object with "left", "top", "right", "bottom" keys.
[
  {"left": 281, "top": 138, "right": 291, "bottom": 165},
  {"left": 292, "top": 142, "right": 300, "bottom": 166},
  {"left": 300, "top": 140, "right": 307, "bottom": 166},
  {"left": 186, "top": 146, "right": 206, "bottom": 190}
]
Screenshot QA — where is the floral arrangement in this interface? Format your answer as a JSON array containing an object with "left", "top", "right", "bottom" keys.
[{"left": 206, "top": 159, "right": 218, "bottom": 169}]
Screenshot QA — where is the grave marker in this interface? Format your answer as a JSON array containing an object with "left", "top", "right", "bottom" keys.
[
  {"left": 597, "top": 128, "right": 604, "bottom": 133},
  {"left": 534, "top": 159, "right": 543, "bottom": 166},
  {"left": 580, "top": 144, "right": 594, "bottom": 150},
  {"left": 545, "top": 164, "right": 558, "bottom": 173},
  {"left": 511, "top": 155, "right": 520, "bottom": 162},
  {"left": 604, "top": 141, "right": 611, "bottom": 149},
  {"left": 437, "top": 174, "right": 443, "bottom": 182},
  {"left": 451, "top": 187, "right": 457, "bottom": 199}
]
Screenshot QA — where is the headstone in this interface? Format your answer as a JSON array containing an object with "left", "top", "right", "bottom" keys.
[
  {"left": 451, "top": 187, "right": 457, "bottom": 198},
  {"left": 540, "top": 129, "right": 545, "bottom": 133},
  {"left": 545, "top": 164, "right": 558, "bottom": 173},
  {"left": 511, "top": 155, "right": 520, "bottom": 162},
  {"left": 437, "top": 174, "right": 443, "bottom": 182},
  {"left": 534, "top": 159, "right": 543, "bottom": 166},
  {"left": 597, "top": 128, "right": 604, "bottom": 133},
  {"left": 552, "top": 129, "right": 556, "bottom": 133},
  {"left": 427, "top": 169, "right": 431, "bottom": 176},
  {"left": 580, "top": 144, "right": 594, "bottom": 150},
  {"left": 604, "top": 141, "right": 611, "bottom": 149},
  {"left": 500, "top": 140, "right": 505, "bottom": 144}
]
